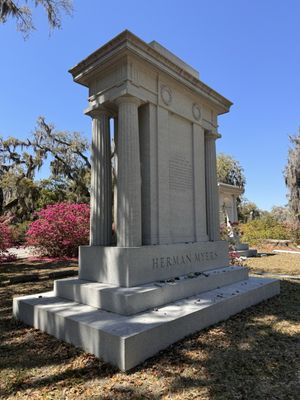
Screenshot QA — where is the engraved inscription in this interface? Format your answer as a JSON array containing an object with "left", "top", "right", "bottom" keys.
[
  {"left": 169, "top": 153, "right": 193, "bottom": 191},
  {"left": 152, "top": 251, "right": 218, "bottom": 269}
]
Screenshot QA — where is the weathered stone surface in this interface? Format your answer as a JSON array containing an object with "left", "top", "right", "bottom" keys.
[
  {"left": 116, "top": 96, "right": 142, "bottom": 247},
  {"left": 79, "top": 241, "right": 229, "bottom": 287},
  {"left": 205, "top": 132, "right": 220, "bottom": 241},
  {"left": 218, "top": 182, "right": 243, "bottom": 224},
  {"left": 88, "top": 109, "right": 112, "bottom": 246},
  {"left": 14, "top": 277, "right": 280, "bottom": 371},
  {"left": 218, "top": 182, "right": 257, "bottom": 257},
  {"left": 14, "top": 30, "right": 279, "bottom": 371},
  {"left": 55, "top": 266, "right": 249, "bottom": 315},
  {"left": 74, "top": 30, "right": 232, "bottom": 246}
]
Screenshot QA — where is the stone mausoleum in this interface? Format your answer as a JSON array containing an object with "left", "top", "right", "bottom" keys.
[
  {"left": 218, "top": 182, "right": 243, "bottom": 225},
  {"left": 218, "top": 182, "right": 257, "bottom": 257},
  {"left": 14, "top": 31, "right": 279, "bottom": 371}
]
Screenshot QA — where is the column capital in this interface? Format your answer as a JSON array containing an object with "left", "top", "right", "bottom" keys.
[
  {"left": 205, "top": 131, "right": 222, "bottom": 140},
  {"left": 85, "top": 106, "right": 111, "bottom": 119},
  {"left": 115, "top": 95, "right": 142, "bottom": 107}
]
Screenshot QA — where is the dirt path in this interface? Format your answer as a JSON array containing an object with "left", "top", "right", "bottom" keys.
[{"left": 7, "top": 247, "right": 36, "bottom": 259}]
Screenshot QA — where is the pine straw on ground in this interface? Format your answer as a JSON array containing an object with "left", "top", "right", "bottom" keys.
[{"left": 0, "top": 259, "right": 299, "bottom": 400}]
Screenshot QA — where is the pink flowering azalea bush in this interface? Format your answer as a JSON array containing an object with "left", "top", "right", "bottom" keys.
[
  {"left": 228, "top": 250, "right": 247, "bottom": 267},
  {"left": 26, "top": 203, "right": 90, "bottom": 257},
  {"left": 0, "top": 221, "right": 16, "bottom": 263}
]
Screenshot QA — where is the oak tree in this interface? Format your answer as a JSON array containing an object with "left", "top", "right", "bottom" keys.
[
  {"left": 0, "top": 116, "right": 91, "bottom": 220},
  {"left": 284, "top": 129, "right": 300, "bottom": 222},
  {"left": 217, "top": 153, "right": 246, "bottom": 190},
  {"left": 0, "top": 0, "right": 72, "bottom": 36}
]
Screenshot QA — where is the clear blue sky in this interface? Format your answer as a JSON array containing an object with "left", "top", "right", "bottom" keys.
[{"left": 1, "top": 0, "right": 299, "bottom": 211}]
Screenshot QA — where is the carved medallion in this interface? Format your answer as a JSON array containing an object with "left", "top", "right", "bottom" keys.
[
  {"left": 192, "top": 103, "right": 201, "bottom": 121},
  {"left": 160, "top": 85, "right": 172, "bottom": 106}
]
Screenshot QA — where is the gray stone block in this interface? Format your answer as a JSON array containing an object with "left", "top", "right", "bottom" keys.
[
  {"left": 79, "top": 241, "right": 229, "bottom": 287},
  {"left": 13, "top": 277, "right": 280, "bottom": 371},
  {"left": 55, "top": 266, "right": 249, "bottom": 315},
  {"left": 236, "top": 249, "right": 258, "bottom": 257},
  {"left": 236, "top": 243, "right": 249, "bottom": 251}
]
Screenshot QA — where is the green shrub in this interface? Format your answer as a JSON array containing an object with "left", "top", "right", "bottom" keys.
[
  {"left": 241, "top": 216, "right": 291, "bottom": 245},
  {"left": 11, "top": 221, "right": 31, "bottom": 245}
]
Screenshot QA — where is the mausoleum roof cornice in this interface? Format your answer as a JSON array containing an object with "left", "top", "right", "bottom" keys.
[
  {"left": 218, "top": 182, "right": 244, "bottom": 195},
  {"left": 69, "top": 30, "right": 233, "bottom": 114}
]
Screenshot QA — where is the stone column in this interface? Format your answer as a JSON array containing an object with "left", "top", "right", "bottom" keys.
[
  {"left": 89, "top": 109, "right": 112, "bottom": 246},
  {"left": 113, "top": 117, "right": 118, "bottom": 237},
  {"left": 205, "top": 131, "right": 221, "bottom": 241},
  {"left": 232, "top": 195, "right": 238, "bottom": 222},
  {"left": 116, "top": 96, "right": 142, "bottom": 247}
]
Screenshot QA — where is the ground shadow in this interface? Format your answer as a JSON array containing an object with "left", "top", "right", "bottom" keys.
[
  {"left": 139, "top": 279, "right": 299, "bottom": 399},
  {"left": 1, "top": 259, "right": 77, "bottom": 274},
  {"left": 1, "top": 260, "right": 299, "bottom": 399}
]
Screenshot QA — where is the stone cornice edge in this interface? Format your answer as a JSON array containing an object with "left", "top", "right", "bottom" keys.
[{"left": 69, "top": 30, "right": 233, "bottom": 114}]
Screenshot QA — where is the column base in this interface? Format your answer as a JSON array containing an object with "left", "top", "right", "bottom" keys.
[{"left": 79, "top": 241, "right": 229, "bottom": 287}]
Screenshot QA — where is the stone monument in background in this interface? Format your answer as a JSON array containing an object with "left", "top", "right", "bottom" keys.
[
  {"left": 218, "top": 182, "right": 242, "bottom": 225},
  {"left": 14, "top": 31, "right": 279, "bottom": 371},
  {"left": 218, "top": 182, "right": 257, "bottom": 257}
]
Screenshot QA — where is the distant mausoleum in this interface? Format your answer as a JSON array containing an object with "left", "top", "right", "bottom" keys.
[{"left": 218, "top": 182, "right": 243, "bottom": 224}]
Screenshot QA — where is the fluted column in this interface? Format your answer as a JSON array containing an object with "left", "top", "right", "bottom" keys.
[
  {"left": 116, "top": 96, "right": 142, "bottom": 247},
  {"left": 113, "top": 117, "right": 118, "bottom": 233},
  {"left": 205, "top": 131, "right": 221, "bottom": 241},
  {"left": 89, "top": 109, "right": 112, "bottom": 246},
  {"left": 232, "top": 195, "right": 238, "bottom": 222}
]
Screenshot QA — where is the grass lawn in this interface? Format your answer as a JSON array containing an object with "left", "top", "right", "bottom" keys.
[
  {"left": 247, "top": 248, "right": 300, "bottom": 276},
  {"left": 0, "top": 256, "right": 299, "bottom": 400}
]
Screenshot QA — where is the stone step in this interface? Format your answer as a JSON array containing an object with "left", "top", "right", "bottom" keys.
[
  {"left": 235, "top": 243, "right": 249, "bottom": 251},
  {"left": 54, "top": 266, "right": 249, "bottom": 315},
  {"left": 13, "top": 276, "right": 280, "bottom": 371},
  {"left": 236, "top": 249, "right": 257, "bottom": 257}
]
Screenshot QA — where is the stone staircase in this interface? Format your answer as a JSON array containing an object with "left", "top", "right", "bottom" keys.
[{"left": 13, "top": 265, "right": 279, "bottom": 371}]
